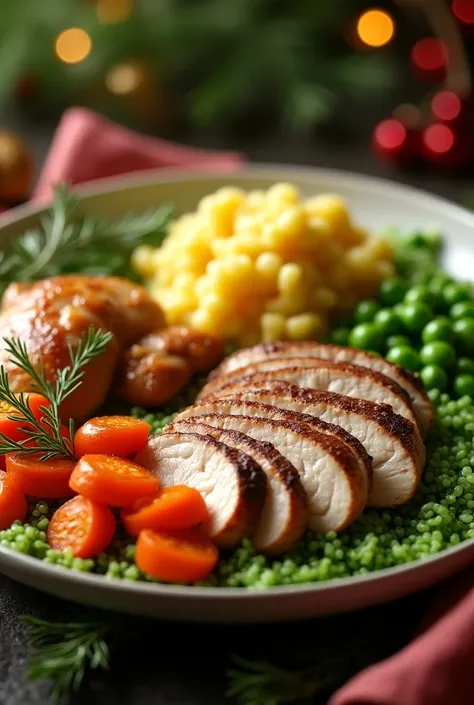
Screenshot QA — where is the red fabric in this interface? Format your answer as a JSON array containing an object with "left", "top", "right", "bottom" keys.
[
  {"left": 32, "top": 107, "right": 245, "bottom": 203},
  {"left": 10, "top": 107, "right": 474, "bottom": 705}
]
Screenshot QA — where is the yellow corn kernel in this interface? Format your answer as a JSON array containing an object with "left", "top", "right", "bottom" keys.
[
  {"left": 267, "top": 182, "right": 299, "bottom": 204},
  {"left": 304, "top": 194, "right": 349, "bottom": 227},
  {"left": 229, "top": 231, "right": 265, "bottom": 257},
  {"left": 277, "top": 263, "right": 303, "bottom": 295},
  {"left": 266, "top": 291, "right": 306, "bottom": 317},
  {"left": 131, "top": 245, "right": 157, "bottom": 277},
  {"left": 173, "top": 272, "right": 198, "bottom": 290},
  {"left": 312, "top": 286, "right": 337, "bottom": 311},
  {"left": 235, "top": 213, "right": 259, "bottom": 234},
  {"left": 245, "top": 190, "right": 266, "bottom": 210},
  {"left": 365, "top": 235, "right": 394, "bottom": 260},
  {"left": 261, "top": 313, "right": 287, "bottom": 342},
  {"left": 286, "top": 313, "right": 323, "bottom": 341},
  {"left": 255, "top": 252, "right": 284, "bottom": 280},
  {"left": 190, "top": 308, "right": 220, "bottom": 335}
]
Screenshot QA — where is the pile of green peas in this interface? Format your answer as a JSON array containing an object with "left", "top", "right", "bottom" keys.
[{"left": 330, "top": 271, "right": 474, "bottom": 398}]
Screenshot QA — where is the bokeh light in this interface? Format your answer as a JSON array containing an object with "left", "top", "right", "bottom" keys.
[
  {"left": 452, "top": 0, "right": 474, "bottom": 26},
  {"left": 423, "top": 124, "right": 455, "bottom": 155},
  {"left": 411, "top": 38, "right": 447, "bottom": 75},
  {"left": 106, "top": 63, "right": 141, "bottom": 95},
  {"left": 431, "top": 90, "right": 462, "bottom": 123},
  {"left": 97, "top": 0, "right": 133, "bottom": 24},
  {"left": 55, "top": 28, "right": 92, "bottom": 64},
  {"left": 357, "top": 9, "right": 395, "bottom": 48}
]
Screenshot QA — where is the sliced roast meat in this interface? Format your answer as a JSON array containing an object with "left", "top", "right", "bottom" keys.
[
  {"left": 166, "top": 420, "right": 307, "bottom": 554},
  {"left": 207, "top": 342, "right": 433, "bottom": 435},
  {"left": 198, "top": 358, "right": 420, "bottom": 431},
  {"left": 168, "top": 411, "right": 367, "bottom": 532},
  {"left": 134, "top": 431, "right": 266, "bottom": 548},
  {"left": 174, "top": 399, "right": 372, "bottom": 498},
  {"left": 208, "top": 380, "right": 425, "bottom": 507}
]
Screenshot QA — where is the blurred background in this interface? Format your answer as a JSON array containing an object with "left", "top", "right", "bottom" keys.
[{"left": 0, "top": 0, "right": 473, "bottom": 206}]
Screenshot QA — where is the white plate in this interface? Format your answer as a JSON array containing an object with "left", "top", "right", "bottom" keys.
[{"left": 1, "top": 164, "right": 474, "bottom": 623}]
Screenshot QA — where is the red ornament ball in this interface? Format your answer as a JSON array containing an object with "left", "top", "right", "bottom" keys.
[
  {"left": 411, "top": 38, "right": 447, "bottom": 82},
  {"left": 372, "top": 118, "right": 418, "bottom": 165},
  {"left": 421, "top": 123, "right": 472, "bottom": 169}
]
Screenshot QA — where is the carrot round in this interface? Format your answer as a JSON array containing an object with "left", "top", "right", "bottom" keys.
[
  {"left": 47, "top": 495, "right": 116, "bottom": 558},
  {"left": 69, "top": 454, "right": 159, "bottom": 508},
  {"left": 0, "top": 471, "right": 27, "bottom": 530},
  {"left": 121, "top": 486, "right": 209, "bottom": 536},
  {"left": 0, "top": 393, "right": 50, "bottom": 444},
  {"left": 74, "top": 416, "right": 150, "bottom": 458},
  {"left": 135, "top": 528, "right": 219, "bottom": 583},
  {"left": 6, "top": 453, "right": 76, "bottom": 498}
]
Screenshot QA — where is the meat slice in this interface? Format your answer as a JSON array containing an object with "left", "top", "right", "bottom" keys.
[
  {"left": 166, "top": 420, "right": 307, "bottom": 554},
  {"left": 207, "top": 380, "right": 425, "bottom": 507},
  {"left": 134, "top": 432, "right": 266, "bottom": 548},
  {"left": 174, "top": 399, "right": 372, "bottom": 498},
  {"left": 208, "top": 342, "right": 433, "bottom": 435},
  {"left": 198, "top": 358, "right": 420, "bottom": 431},
  {"left": 171, "top": 407, "right": 369, "bottom": 532}
]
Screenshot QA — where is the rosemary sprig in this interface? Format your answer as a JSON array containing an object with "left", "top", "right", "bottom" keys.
[
  {"left": 0, "top": 327, "right": 113, "bottom": 460},
  {"left": 20, "top": 616, "right": 111, "bottom": 703},
  {"left": 0, "top": 184, "right": 173, "bottom": 288},
  {"left": 226, "top": 656, "right": 342, "bottom": 705}
]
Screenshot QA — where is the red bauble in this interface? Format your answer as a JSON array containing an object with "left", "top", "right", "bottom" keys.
[
  {"left": 372, "top": 118, "right": 418, "bottom": 165},
  {"left": 411, "top": 38, "right": 447, "bottom": 83},
  {"left": 421, "top": 123, "right": 472, "bottom": 169}
]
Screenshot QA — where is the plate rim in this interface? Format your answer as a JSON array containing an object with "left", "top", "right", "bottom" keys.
[{"left": 0, "top": 162, "right": 473, "bottom": 602}]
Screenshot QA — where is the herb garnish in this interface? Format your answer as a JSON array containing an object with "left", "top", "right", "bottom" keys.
[
  {"left": 0, "top": 327, "right": 113, "bottom": 460},
  {"left": 21, "top": 616, "right": 111, "bottom": 703},
  {"left": 0, "top": 185, "right": 173, "bottom": 289}
]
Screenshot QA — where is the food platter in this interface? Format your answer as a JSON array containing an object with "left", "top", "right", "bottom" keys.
[{"left": 1, "top": 164, "right": 474, "bottom": 623}]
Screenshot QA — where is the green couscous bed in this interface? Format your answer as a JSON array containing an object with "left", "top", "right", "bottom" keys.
[{"left": 2, "top": 230, "right": 474, "bottom": 589}]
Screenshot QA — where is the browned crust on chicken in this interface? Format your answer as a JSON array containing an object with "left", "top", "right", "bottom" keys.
[
  {"left": 207, "top": 341, "right": 433, "bottom": 434},
  {"left": 166, "top": 420, "right": 308, "bottom": 554},
  {"left": 172, "top": 406, "right": 369, "bottom": 530},
  {"left": 136, "top": 431, "right": 266, "bottom": 548}
]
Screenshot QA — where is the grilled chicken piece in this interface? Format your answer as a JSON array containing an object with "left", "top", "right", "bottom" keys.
[
  {"left": 209, "top": 381, "right": 425, "bottom": 507},
  {"left": 169, "top": 411, "right": 368, "bottom": 532},
  {"left": 137, "top": 326, "right": 225, "bottom": 373},
  {"left": 167, "top": 420, "right": 307, "bottom": 554},
  {"left": 135, "top": 431, "right": 266, "bottom": 548},
  {"left": 0, "top": 275, "right": 165, "bottom": 420},
  {"left": 208, "top": 342, "right": 433, "bottom": 435},
  {"left": 198, "top": 358, "right": 419, "bottom": 431}
]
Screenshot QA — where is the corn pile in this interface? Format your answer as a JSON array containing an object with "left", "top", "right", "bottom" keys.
[{"left": 132, "top": 183, "right": 394, "bottom": 346}]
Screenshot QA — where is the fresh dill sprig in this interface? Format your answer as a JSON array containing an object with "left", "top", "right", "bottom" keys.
[
  {"left": 0, "top": 184, "right": 173, "bottom": 288},
  {"left": 0, "top": 327, "right": 113, "bottom": 460},
  {"left": 20, "top": 616, "right": 111, "bottom": 703},
  {"left": 226, "top": 655, "right": 342, "bottom": 705}
]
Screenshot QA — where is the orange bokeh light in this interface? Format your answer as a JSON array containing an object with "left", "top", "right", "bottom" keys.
[
  {"left": 55, "top": 28, "right": 92, "bottom": 64},
  {"left": 357, "top": 9, "right": 395, "bottom": 48}
]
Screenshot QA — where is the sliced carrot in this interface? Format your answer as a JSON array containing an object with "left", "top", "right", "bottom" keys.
[
  {"left": 121, "top": 486, "right": 209, "bottom": 537},
  {"left": 74, "top": 416, "right": 150, "bottom": 458},
  {"left": 0, "top": 393, "right": 50, "bottom": 444},
  {"left": 6, "top": 453, "right": 76, "bottom": 498},
  {"left": 69, "top": 454, "right": 159, "bottom": 508},
  {"left": 135, "top": 528, "right": 219, "bottom": 583},
  {"left": 0, "top": 471, "right": 28, "bottom": 529},
  {"left": 47, "top": 495, "right": 116, "bottom": 558}
]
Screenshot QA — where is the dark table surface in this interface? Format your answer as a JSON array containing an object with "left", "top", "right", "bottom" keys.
[{"left": 0, "top": 108, "right": 473, "bottom": 705}]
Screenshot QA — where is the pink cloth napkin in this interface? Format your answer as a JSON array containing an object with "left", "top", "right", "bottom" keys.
[
  {"left": 32, "top": 107, "right": 245, "bottom": 203},
  {"left": 16, "top": 107, "right": 474, "bottom": 704}
]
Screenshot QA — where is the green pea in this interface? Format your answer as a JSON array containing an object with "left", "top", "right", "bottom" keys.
[
  {"left": 453, "top": 318, "right": 474, "bottom": 353},
  {"left": 348, "top": 323, "right": 382, "bottom": 352},
  {"left": 404, "top": 285, "right": 432, "bottom": 306},
  {"left": 386, "top": 334, "right": 411, "bottom": 349},
  {"left": 450, "top": 301, "right": 474, "bottom": 320},
  {"left": 442, "top": 282, "right": 472, "bottom": 307},
  {"left": 398, "top": 303, "right": 432, "bottom": 334},
  {"left": 330, "top": 327, "right": 350, "bottom": 346},
  {"left": 454, "top": 374, "right": 474, "bottom": 398},
  {"left": 354, "top": 300, "right": 380, "bottom": 324},
  {"left": 421, "top": 317, "right": 453, "bottom": 344},
  {"left": 385, "top": 345, "right": 421, "bottom": 371},
  {"left": 373, "top": 308, "right": 403, "bottom": 336},
  {"left": 379, "top": 277, "right": 408, "bottom": 306},
  {"left": 420, "top": 341, "right": 456, "bottom": 367},
  {"left": 420, "top": 365, "right": 448, "bottom": 391},
  {"left": 457, "top": 358, "right": 474, "bottom": 375}
]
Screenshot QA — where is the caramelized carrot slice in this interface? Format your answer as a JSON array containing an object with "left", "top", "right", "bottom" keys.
[
  {"left": 135, "top": 528, "right": 219, "bottom": 583},
  {"left": 74, "top": 416, "right": 150, "bottom": 458},
  {"left": 121, "top": 486, "right": 209, "bottom": 536},
  {"left": 0, "top": 393, "right": 50, "bottom": 444},
  {"left": 47, "top": 495, "right": 116, "bottom": 558},
  {"left": 69, "top": 454, "right": 159, "bottom": 508},
  {"left": 6, "top": 453, "right": 76, "bottom": 498},
  {"left": 0, "top": 471, "right": 27, "bottom": 530}
]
